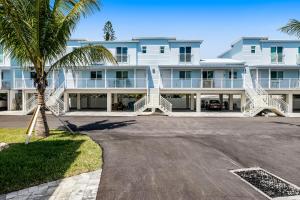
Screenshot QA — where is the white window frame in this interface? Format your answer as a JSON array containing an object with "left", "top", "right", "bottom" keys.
[
  {"left": 91, "top": 71, "right": 103, "bottom": 80},
  {"left": 179, "top": 70, "right": 191, "bottom": 79},
  {"left": 116, "top": 47, "right": 128, "bottom": 63}
]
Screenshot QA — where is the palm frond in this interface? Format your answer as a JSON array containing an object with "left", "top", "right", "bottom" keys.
[
  {"left": 280, "top": 19, "right": 300, "bottom": 38},
  {"left": 47, "top": 44, "right": 117, "bottom": 73}
]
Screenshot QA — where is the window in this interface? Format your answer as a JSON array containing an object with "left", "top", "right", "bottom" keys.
[
  {"left": 91, "top": 71, "right": 102, "bottom": 79},
  {"left": 271, "top": 71, "right": 283, "bottom": 80},
  {"left": 179, "top": 71, "right": 191, "bottom": 79},
  {"left": 142, "top": 46, "right": 147, "bottom": 54},
  {"left": 160, "top": 46, "right": 165, "bottom": 54},
  {"left": 251, "top": 46, "right": 256, "bottom": 54},
  {"left": 116, "top": 47, "right": 128, "bottom": 63},
  {"left": 116, "top": 71, "right": 128, "bottom": 79},
  {"left": 202, "top": 71, "right": 214, "bottom": 79},
  {"left": 179, "top": 47, "right": 192, "bottom": 62},
  {"left": 30, "top": 72, "right": 37, "bottom": 79},
  {"left": 271, "top": 46, "right": 284, "bottom": 63},
  {"left": 229, "top": 71, "right": 238, "bottom": 79}
]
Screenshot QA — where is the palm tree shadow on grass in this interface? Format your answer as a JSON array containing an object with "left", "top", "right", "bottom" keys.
[
  {"left": 62, "top": 120, "right": 136, "bottom": 132},
  {"left": 0, "top": 138, "right": 84, "bottom": 194}
]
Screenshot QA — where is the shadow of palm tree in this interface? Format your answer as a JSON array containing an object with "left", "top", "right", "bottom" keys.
[{"left": 61, "top": 120, "right": 136, "bottom": 132}]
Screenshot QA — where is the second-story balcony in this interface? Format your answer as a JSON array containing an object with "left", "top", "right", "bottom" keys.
[
  {"left": 297, "top": 54, "right": 300, "bottom": 65},
  {"left": 66, "top": 78, "right": 147, "bottom": 89},
  {"left": 179, "top": 53, "right": 193, "bottom": 64},
  {"left": 257, "top": 78, "right": 300, "bottom": 89},
  {"left": 14, "top": 78, "right": 54, "bottom": 89},
  {"left": 271, "top": 54, "right": 285, "bottom": 64},
  {"left": 161, "top": 78, "right": 244, "bottom": 89},
  {"left": 0, "top": 80, "right": 10, "bottom": 90}
]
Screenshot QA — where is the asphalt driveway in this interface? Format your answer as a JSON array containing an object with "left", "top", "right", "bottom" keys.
[{"left": 0, "top": 115, "right": 299, "bottom": 200}]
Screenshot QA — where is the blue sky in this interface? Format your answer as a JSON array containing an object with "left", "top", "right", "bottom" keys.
[{"left": 72, "top": 0, "right": 300, "bottom": 58}]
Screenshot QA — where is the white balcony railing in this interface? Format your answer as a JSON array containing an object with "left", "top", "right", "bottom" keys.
[
  {"left": 0, "top": 80, "right": 10, "bottom": 89},
  {"left": 66, "top": 78, "right": 147, "bottom": 89},
  {"left": 14, "top": 78, "right": 54, "bottom": 89},
  {"left": 161, "top": 78, "right": 243, "bottom": 89},
  {"left": 179, "top": 53, "right": 193, "bottom": 64},
  {"left": 271, "top": 54, "right": 285, "bottom": 64},
  {"left": 257, "top": 78, "right": 300, "bottom": 89}
]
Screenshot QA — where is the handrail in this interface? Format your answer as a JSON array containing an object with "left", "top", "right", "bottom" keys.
[
  {"left": 160, "top": 95, "right": 172, "bottom": 113},
  {"left": 134, "top": 96, "right": 147, "bottom": 112}
]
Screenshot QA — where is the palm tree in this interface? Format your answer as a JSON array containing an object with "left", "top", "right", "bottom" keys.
[
  {"left": 280, "top": 19, "right": 300, "bottom": 37},
  {"left": 0, "top": 0, "right": 116, "bottom": 137}
]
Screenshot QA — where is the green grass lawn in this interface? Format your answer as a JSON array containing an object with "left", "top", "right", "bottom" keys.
[{"left": 0, "top": 128, "right": 102, "bottom": 194}]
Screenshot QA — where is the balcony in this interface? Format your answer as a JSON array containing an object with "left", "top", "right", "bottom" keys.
[
  {"left": 297, "top": 54, "right": 300, "bottom": 65},
  {"left": 116, "top": 54, "right": 130, "bottom": 64},
  {"left": 14, "top": 78, "right": 54, "bottom": 89},
  {"left": 257, "top": 78, "right": 300, "bottom": 89},
  {"left": 0, "top": 80, "right": 10, "bottom": 90},
  {"left": 179, "top": 53, "right": 193, "bottom": 64},
  {"left": 66, "top": 78, "right": 147, "bottom": 89},
  {"left": 161, "top": 78, "right": 243, "bottom": 89},
  {"left": 271, "top": 54, "right": 285, "bottom": 64}
]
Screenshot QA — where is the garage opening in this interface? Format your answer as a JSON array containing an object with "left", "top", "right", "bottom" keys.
[
  {"left": 293, "top": 95, "right": 300, "bottom": 113},
  {"left": 201, "top": 94, "right": 241, "bottom": 112},
  {"left": 111, "top": 94, "right": 145, "bottom": 112},
  {"left": 69, "top": 93, "right": 107, "bottom": 111}
]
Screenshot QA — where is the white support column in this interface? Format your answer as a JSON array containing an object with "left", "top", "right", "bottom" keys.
[
  {"left": 268, "top": 68, "right": 271, "bottom": 89},
  {"left": 190, "top": 94, "right": 195, "bottom": 111},
  {"left": 171, "top": 68, "right": 173, "bottom": 88},
  {"left": 219, "top": 94, "right": 223, "bottom": 106},
  {"left": 196, "top": 92, "right": 201, "bottom": 112},
  {"left": 287, "top": 93, "right": 293, "bottom": 113},
  {"left": 107, "top": 92, "right": 112, "bottom": 112},
  {"left": 77, "top": 93, "right": 81, "bottom": 110},
  {"left": 229, "top": 94, "right": 234, "bottom": 111},
  {"left": 64, "top": 92, "right": 69, "bottom": 112},
  {"left": 22, "top": 91, "right": 26, "bottom": 112},
  {"left": 241, "top": 92, "right": 246, "bottom": 112},
  {"left": 113, "top": 93, "right": 118, "bottom": 103}
]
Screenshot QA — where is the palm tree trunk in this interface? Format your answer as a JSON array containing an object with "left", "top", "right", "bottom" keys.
[{"left": 34, "top": 87, "right": 49, "bottom": 137}]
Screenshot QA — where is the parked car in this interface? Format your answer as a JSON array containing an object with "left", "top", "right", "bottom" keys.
[
  {"left": 0, "top": 97, "right": 7, "bottom": 108},
  {"left": 208, "top": 100, "right": 222, "bottom": 110}
]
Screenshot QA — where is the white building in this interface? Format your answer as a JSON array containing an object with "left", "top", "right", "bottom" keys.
[{"left": 0, "top": 36, "right": 299, "bottom": 116}]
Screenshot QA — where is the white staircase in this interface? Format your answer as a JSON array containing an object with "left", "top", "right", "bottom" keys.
[
  {"left": 25, "top": 82, "right": 65, "bottom": 116},
  {"left": 243, "top": 67, "right": 289, "bottom": 117},
  {"left": 134, "top": 65, "right": 172, "bottom": 115}
]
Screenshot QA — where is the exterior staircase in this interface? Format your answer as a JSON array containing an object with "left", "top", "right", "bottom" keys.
[
  {"left": 243, "top": 67, "right": 289, "bottom": 117},
  {"left": 25, "top": 82, "right": 65, "bottom": 116},
  {"left": 134, "top": 65, "right": 172, "bottom": 115}
]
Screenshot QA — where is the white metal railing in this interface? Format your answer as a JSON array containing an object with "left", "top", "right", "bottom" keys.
[
  {"left": 134, "top": 95, "right": 148, "bottom": 112},
  {"left": 271, "top": 54, "right": 285, "bottom": 64},
  {"left": 243, "top": 67, "right": 289, "bottom": 116},
  {"left": 161, "top": 78, "right": 243, "bottom": 89},
  {"left": 14, "top": 78, "right": 54, "bottom": 89},
  {"left": 257, "top": 78, "right": 300, "bottom": 89},
  {"left": 0, "top": 80, "right": 10, "bottom": 89},
  {"left": 160, "top": 95, "right": 172, "bottom": 113},
  {"left": 179, "top": 53, "right": 193, "bottom": 64},
  {"left": 66, "top": 78, "right": 147, "bottom": 89}
]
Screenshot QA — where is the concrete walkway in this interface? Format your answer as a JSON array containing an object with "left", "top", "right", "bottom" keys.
[{"left": 0, "top": 170, "right": 101, "bottom": 200}]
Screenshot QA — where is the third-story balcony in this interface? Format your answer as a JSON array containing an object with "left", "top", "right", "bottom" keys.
[
  {"left": 271, "top": 54, "right": 285, "bottom": 64},
  {"left": 66, "top": 78, "right": 147, "bottom": 89},
  {"left": 179, "top": 53, "right": 193, "bottom": 64},
  {"left": 14, "top": 78, "right": 54, "bottom": 89},
  {"left": 161, "top": 78, "right": 243, "bottom": 89}
]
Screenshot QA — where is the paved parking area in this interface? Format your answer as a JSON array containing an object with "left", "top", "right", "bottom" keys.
[{"left": 0, "top": 115, "right": 300, "bottom": 200}]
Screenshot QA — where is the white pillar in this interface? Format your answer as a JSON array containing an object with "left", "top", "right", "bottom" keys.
[
  {"left": 8, "top": 90, "right": 14, "bottom": 111},
  {"left": 22, "top": 91, "right": 26, "bottom": 112},
  {"left": 190, "top": 94, "right": 195, "bottom": 111},
  {"left": 241, "top": 92, "right": 246, "bottom": 112},
  {"left": 64, "top": 92, "right": 69, "bottom": 112},
  {"left": 77, "top": 93, "right": 81, "bottom": 110},
  {"left": 229, "top": 94, "right": 234, "bottom": 111},
  {"left": 113, "top": 93, "right": 118, "bottom": 103},
  {"left": 287, "top": 93, "right": 293, "bottom": 113},
  {"left": 196, "top": 92, "right": 201, "bottom": 112},
  {"left": 107, "top": 92, "right": 112, "bottom": 112}
]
